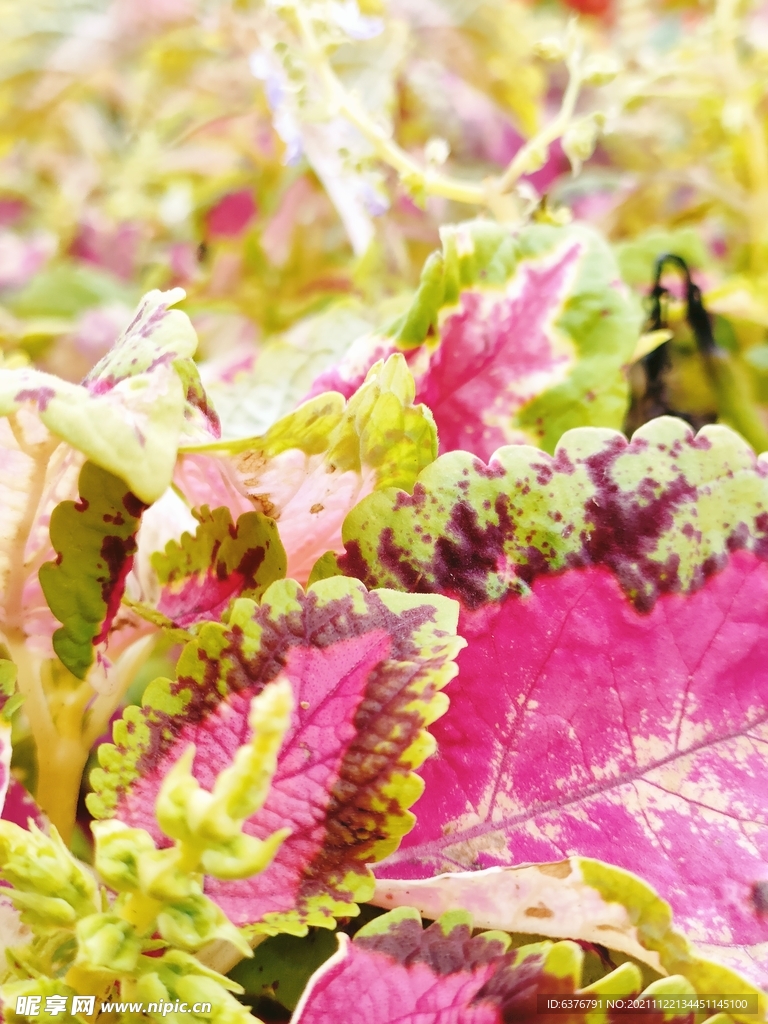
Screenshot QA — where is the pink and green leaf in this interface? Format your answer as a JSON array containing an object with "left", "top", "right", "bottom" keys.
[
  {"left": 88, "top": 577, "right": 463, "bottom": 936},
  {"left": 151, "top": 506, "right": 287, "bottom": 628},
  {"left": 307, "top": 220, "right": 641, "bottom": 458},
  {"left": 292, "top": 907, "right": 697, "bottom": 1024},
  {"left": 178, "top": 354, "right": 436, "bottom": 583},
  {"left": 39, "top": 462, "right": 147, "bottom": 679},
  {"left": 332, "top": 417, "right": 768, "bottom": 988}
]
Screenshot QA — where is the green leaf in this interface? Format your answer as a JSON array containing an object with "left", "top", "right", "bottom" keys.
[
  {"left": 228, "top": 928, "right": 339, "bottom": 1012},
  {"left": 39, "top": 461, "right": 146, "bottom": 679},
  {"left": 615, "top": 228, "right": 711, "bottom": 288},
  {"left": 4, "top": 261, "right": 139, "bottom": 320}
]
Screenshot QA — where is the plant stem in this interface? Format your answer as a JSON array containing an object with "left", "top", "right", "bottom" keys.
[
  {"left": 496, "top": 61, "right": 582, "bottom": 193},
  {"left": 34, "top": 733, "right": 87, "bottom": 844},
  {"left": 83, "top": 635, "right": 157, "bottom": 749},
  {"left": 293, "top": 2, "right": 584, "bottom": 211}
]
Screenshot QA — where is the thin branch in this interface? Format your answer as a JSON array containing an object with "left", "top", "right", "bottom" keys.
[
  {"left": 293, "top": 2, "right": 585, "bottom": 210},
  {"left": 497, "top": 60, "right": 582, "bottom": 193},
  {"left": 121, "top": 597, "right": 193, "bottom": 644}
]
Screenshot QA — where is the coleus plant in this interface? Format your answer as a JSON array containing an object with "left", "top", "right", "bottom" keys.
[{"left": 0, "top": 207, "right": 766, "bottom": 1024}]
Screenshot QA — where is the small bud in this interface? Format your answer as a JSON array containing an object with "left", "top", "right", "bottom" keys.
[
  {"left": 209, "top": 677, "right": 293, "bottom": 828},
  {"left": 127, "top": 972, "right": 171, "bottom": 1007},
  {"left": 93, "top": 821, "right": 156, "bottom": 893},
  {"left": 200, "top": 828, "right": 290, "bottom": 881},
  {"left": 562, "top": 117, "right": 600, "bottom": 175},
  {"left": 533, "top": 36, "right": 566, "bottom": 62},
  {"left": 425, "top": 137, "right": 450, "bottom": 165},
  {"left": 157, "top": 894, "right": 251, "bottom": 957},
  {"left": 581, "top": 54, "right": 621, "bottom": 86},
  {"left": 517, "top": 142, "right": 550, "bottom": 175},
  {"left": 9, "top": 890, "right": 77, "bottom": 929},
  {"left": 76, "top": 913, "right": 141, "bottom": 973},
  {"left": 533, "top": 203, "right": 573, "bottom": 226},
  {"left": 155, "top": 745, "right": 212, "bottom": 843},
  {"left": 174, "top": 973, "right": 248, "bottom": 1022},
  {"left": 138, "top": 848, "right": 198, "bottom": 902},
  {"left": 0, "top": 822, "right": 97, "bottom": 914}
]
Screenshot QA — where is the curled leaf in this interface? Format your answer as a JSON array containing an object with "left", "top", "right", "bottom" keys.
[
  {"left": 372, "top": 861, "right": 767, "bottom": 1016},
  {"left": 0, "top": 289, "right": 213, "bottom": 505}
]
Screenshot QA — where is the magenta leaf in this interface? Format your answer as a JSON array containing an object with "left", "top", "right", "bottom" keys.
[
  {"left": 0, "top": 780, "right": 45, "bottom": 834},
  {"left": 292, "top": 907, "right": 698, "bottom": 1024},
  {"left": 333, "top": 417, "right": 768, "bottom": 987},
  {"left": 88, "top": 578, "right": 463, "bottom": 935},
  {"left": 152, "top": 506, "right": 287, "bottom": 627},
  {"left": 306, "top": 220, "right": 640, "bottom": 458}
]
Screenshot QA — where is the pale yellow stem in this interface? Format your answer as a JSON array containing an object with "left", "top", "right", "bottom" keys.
[
  {"left": 496, "top": 62, "right": 582, "bottom": 193},
  {"left": 293, "top": 2, "right": 584, "bottom": 210}
]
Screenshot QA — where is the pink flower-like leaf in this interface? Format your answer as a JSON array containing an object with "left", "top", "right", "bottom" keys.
[{"left": 88, "top": 578, "right": 463, "bottom": 936}]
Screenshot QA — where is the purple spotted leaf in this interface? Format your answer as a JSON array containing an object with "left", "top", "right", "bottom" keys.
[
  {"left": 0, "top": 289, "right": 218, "bottom": 676},
  {"left": 88, "top": 577, "right": 463, "bottom": 935},
  {"left": 151, "top": 505, "right": 287, "bottom": 628},
  {"left": 82, "top": 287, "right": 219, "bottom": 440},
  {"left": 333, "top": 417, "right": 768, "bottom": 988},
  {"left": 292, "top": 907, "right": 699, "bottom": 1024},
  {"left": 0, "top": 290, "right": 216, "bottom": 510},
  {"left": 306, "top": 220, "right": 641, "bottom": 458}
]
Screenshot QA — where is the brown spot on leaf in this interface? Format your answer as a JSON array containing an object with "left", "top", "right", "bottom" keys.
[
  {"left": 750, "top": 880, "right": 768, "bottom": 915},
  {"left": 234, "top": 450, "right": 268, "bottom": 477},
  {"left": 524, "top": 904, "right": 554, "bottom": 919},
  {"left": 250, "top": 494, "right": 278, "bottom": 519},
  {"left": 537, "top": 861, "right": 572, "bottom": 879}
]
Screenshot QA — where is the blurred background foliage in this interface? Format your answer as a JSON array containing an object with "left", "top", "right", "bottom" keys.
[{"left": 1, "top": 0, "right": 768, "bottom": 446}]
